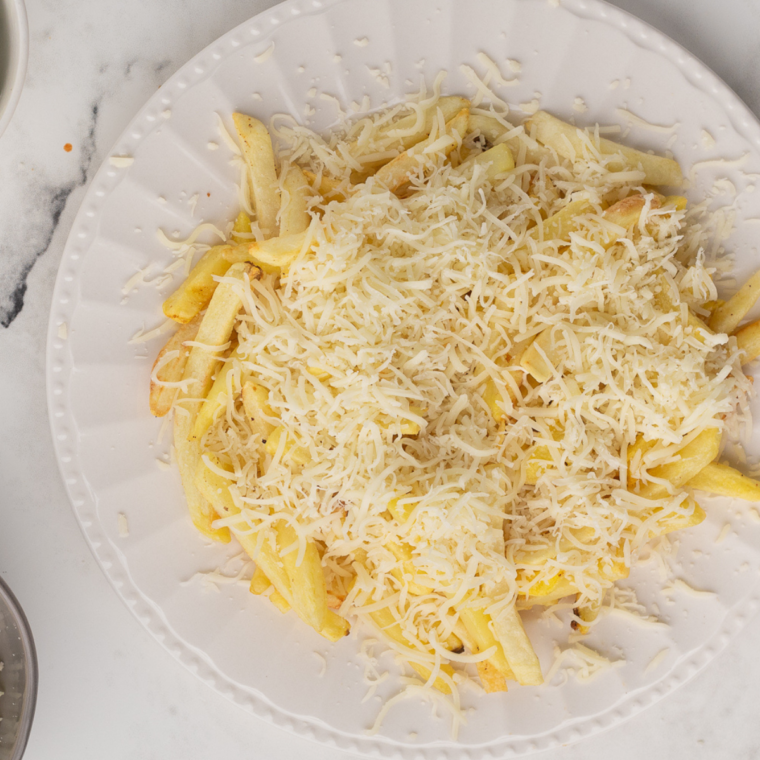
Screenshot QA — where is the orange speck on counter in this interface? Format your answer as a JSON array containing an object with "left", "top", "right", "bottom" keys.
[
  {"left": 207, "top": 192, "right": 211, "bottom": 197},
  {"left": 64, "top": 143, "right": 73, "bottom": 152}
]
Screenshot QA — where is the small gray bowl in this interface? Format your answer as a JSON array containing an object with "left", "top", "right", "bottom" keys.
[
  {"left": 0, "top": 577, "right": 37, "bottom": 760},
  {"left": 0, "top": 0, "right": 28, "bottom": 139}
]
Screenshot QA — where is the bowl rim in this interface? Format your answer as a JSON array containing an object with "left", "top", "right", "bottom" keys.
[
  {"left": 0, "top": 575, "right": 38, "bottom": 760},
  {"left": 0, "top": 0, "right": 29, "bottom": 139}
]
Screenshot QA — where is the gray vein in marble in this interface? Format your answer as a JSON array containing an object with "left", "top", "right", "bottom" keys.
[{"left": 0, "top": 101, "right": 100, "bottom": 328}]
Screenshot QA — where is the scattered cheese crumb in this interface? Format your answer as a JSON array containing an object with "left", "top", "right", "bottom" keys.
[
  {"left": 188, "top": 193, "right": 199, "bottom": 215},
  {"left": 367, "top": 66, "right": 390, "bottom": 88},
  {"left": 57, "top": 322, "right": 68, "bottom": 340},
  {"left": 609, "top": 79, "right": 620, "bottom": 90},
  {"left": 749, "top": 507, "right": 760, "bottom": 522},
  {"left": 297, "top": 66, "right": 305, "bottom": 74},
  {"left": 161, "top": 109, "right": 171, "bottom": 119},
  {"left": 507, "top": 59, "right": 522, "bottom": 73},
  {"left": 519, "top": 97, "right": 541, "bottom": 114},
  {"left": 548, "top": 0, "right": 560, "bottom": 6},
  {"left": 354, "top": 37, "right": 369, "bottom": 47},
  {"left": 545, "top": 643, "right": 623, "bottom": 685},
  {"left": 307, "top": 87, "right": 317, "bottom": 97},
  {"left": 117, "top": 513, "right": 130, "bottom": 538},
  {"left": 644, "top": 648, "right": 669, "bottom": 674},
  {"left": 129, "top": 319, "right": 176, "bottom": 345},
  {"left": 333, "top": 54, "right": 342, "bottom": 63},
  {"left": 701, "top": 129, "right": 716, "bottom": 149},
  {"left": 572, "top": 96, "right": 587, "bottom": 113},
  {"left": 254, "top": 42, "right": 275, "bottom": 63},
  {"left": 109, "top": 156, "right": 134, "bottom": 168},
  {"left": 716, "top": 523, "right": 732, "bottom": 544},
  {"left": 616, "top": 107, "right": 679, "bottom": 133},
  {"left": 663, "top": 578, "right": 716, "bottom": 597},
  {"left": 313, "top": 652, "right": 327, "bottom": 677},
  {"left": 122, "top": 265, "right": 154, "bottom": 296},
  {"left": 252, "top": 92, "right": 263, "bottom": 101},
  {"left": 157, "top": 195, "right": 167, "bottom": 204}
]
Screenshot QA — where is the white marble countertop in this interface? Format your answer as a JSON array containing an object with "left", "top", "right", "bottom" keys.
[{"left": 2, "top": 0, "right": 760, "bottom": 757}]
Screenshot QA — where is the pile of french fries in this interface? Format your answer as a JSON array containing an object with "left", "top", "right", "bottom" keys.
[{"left": 148, "top": 95, "right": 760, "bottom": 698}]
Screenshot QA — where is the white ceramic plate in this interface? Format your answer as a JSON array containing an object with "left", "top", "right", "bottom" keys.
[{"left": 47, "top": 0, "right": 760, "bottom": 755}]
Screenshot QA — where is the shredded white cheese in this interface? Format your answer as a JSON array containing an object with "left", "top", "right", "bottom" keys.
[
  {"left": 57, "top": 322, "right": 68, "bottom": 340},
  {"left": 644, "top": 647, "right": 669, "bottom": 674},
  {"left": 254, "top": 42, "right": 275, "bottom": 63},
  {"left": 109, "top": 155, "right": 134, "bottom": 168},
  {"left": 117, "top": 513, "right": 130, "bottom": 538},
  {"left": 663, "top": 578, "right": 716, "bottom": 597},
  {"left": 167, "top": 84, "right": 753, "bottom": 732},
  {"left": 545, "top": 643, "right": 623, "bottom": 685}
]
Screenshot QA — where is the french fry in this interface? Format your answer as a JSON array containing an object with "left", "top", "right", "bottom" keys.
[
  {"left": 269, "top": 590, "right": 292, "bottom": 614},
  {"left": 232, "top": 113, "right": 280, "bottom": 238},
  {"left": 513, "top": 527, "right": 597, "bottom": 566},
  {"left": 172, "top": 263, "right": 252, "bottom": 542},
  {"left": 530, "top": 199, "right": 593, "bottom": 242},
  {"left": 517, "top": 576, "right": 579, "bottom": 609},
  {"left": 191, "top": 344, "right": 242, "bottom": 441},
  {"left": 162, "top": 246, "right": 253, "bottom": 324},
  {"left": 525, "top": 111, "right": 683, "bottom": 186},
  {"left": 224, "top": 229, "right": 312, "bottom": 271},
  {"left": 602, "top": 193, "right": 664, "bottom": 249},
  {"left": 525, "top": 444, "right": 554, "bottom": 485},
  {"left": 386, "top": 540, "right": 433, "bottom": 596},
  {"left": 490, "top": 605, "right": 543, "bottom": 686},
  {"left": 279, "top": 165, "right": 311, "bottom": 237},
  {"left": 708, "top": 270, "right": 760, "bottom": 334},
  {"left": 459, "top": 605, "right": 515, "bottom": 679},
  {"left": 265, "top": 425, "right": 311, "bottom": 465},
  {"left": 638, "top": 428, "right": 721, "bottom": 499},
  {"left": 627, "top": 435, "right": 659, "bottom": 489},
  {"left": 467, "top": 113, "right": 509, "bottom": 145},
  {"left": 664, "top": 195, "right": 688, "bottom": 210},
  {"left": 520, "top": 327, "right": 560, "bottom": 382},
  {"left": 350, "top": 96, "right": 470, "bottom": 156},
  {"left": 274, "top": 520, "right": 328, "bottom": 632},
  {"left": 735, "top": 319, "right": 760, "bottom": 364},
  {"left": 375, "top": 108, "right": 470, "bottom": 193},
  {"left": 459, "top": 143, "right": 515, "bottom": 181},
  {"left": 250, "top": 568, "right": 291, "bottom": 613},
  {"left": 482, "top": 373, "right": 517, "bottom": 423},
  {"left": 175, "top": 409, "right": 231, "bottom": 543},
  {"left": 231, "top": 211, "right": 253, "bottom": 244},
  {"left": 302, "top": 170, "right": 347, "bottom": 202},
  {"left": 687, "top": 462, "right": 760, "bottom": 500},
  {"left": 387, "top": 496, "right": 415, "bottom": 524},
  {"left": 477, "top": 660, "right": 508, "bottom": 693},
  {"left": 368, "top": 605, "right": 455, "bottom": 693},
  {"left": 242, "top": 381, "right": 277, "bottom": 442},
  {"left": 650, "top": 497, "right": 706, "bottom": 535},
  {"left": 149, "top": 314, "right": 203, "bottom": 416},
  {"left": 573, "top": 597, "right": 601, "bottom": 635},
  {"left": 518, "top": 569, "right": 561, "bottom": 596},
  {"left": 196, "top": 455, "right": 348, "bottom": 639},
  {"left": 177, "top": 263, "right": 251, "bottom": 404},
  {"left": 249, "top": 565, "right": 272, "bottom": 595}
]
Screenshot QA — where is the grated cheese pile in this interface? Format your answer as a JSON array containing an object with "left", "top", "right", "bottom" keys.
[{"left": 167, "top": 81, "right": 752, "bottom": 712}]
